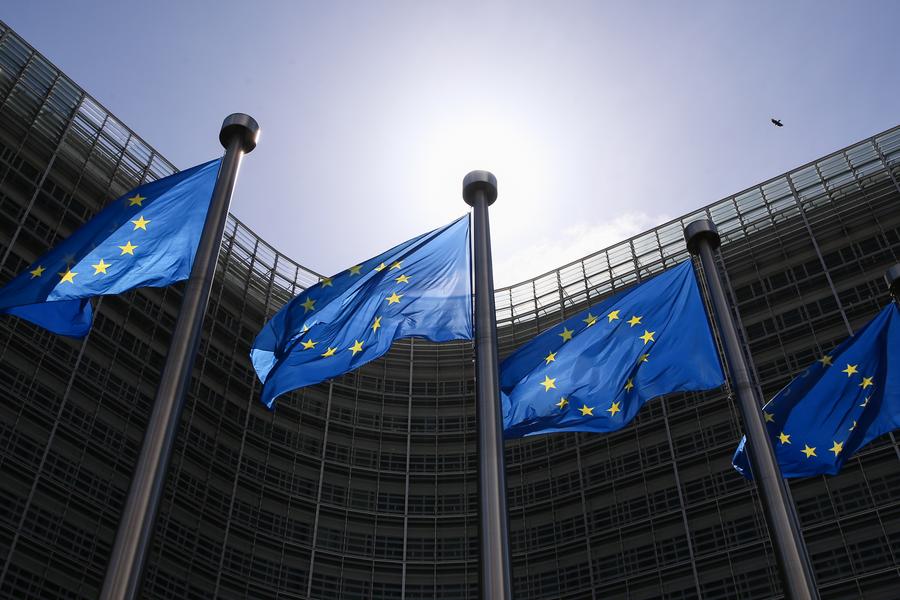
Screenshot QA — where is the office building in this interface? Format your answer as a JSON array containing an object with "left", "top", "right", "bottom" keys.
[{"left": 1, "top": 20, "right": 899, "bottom": 599}]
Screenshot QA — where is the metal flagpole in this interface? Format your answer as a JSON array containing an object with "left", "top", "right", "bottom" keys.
[
  {"left": 100, "top": 114, "right": 259, "bottom": 600},
  {"left": 684, "top": 219, "right": 819, "bottom": 600},
  {"left": 463, "top": 170, "right": 513, "bottom": 600},
  {"left": 885, "top": 264, "right": 900, "bottom": 302}
]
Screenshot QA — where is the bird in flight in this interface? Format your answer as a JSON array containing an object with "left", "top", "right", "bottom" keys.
[{"left": 771, "top": 118, "right": 783, "bottom": 127}]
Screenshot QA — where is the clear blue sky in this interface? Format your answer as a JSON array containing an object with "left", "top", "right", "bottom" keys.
[{"left": 5, "top": 1, "right": 900, "bottom": 286}]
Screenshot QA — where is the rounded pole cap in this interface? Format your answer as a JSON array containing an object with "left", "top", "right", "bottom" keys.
[
  {"left": 684, "top": 218, "right": 721, "bottom": 254},
  {"left": 462, "top": 170, "right": 498, "bottom": 206},
  {"left": 885, "top": 264, "right": 900, "bottom": 299},
  {"left": 219, "top": 113, "right": 260, "bottom": 153}
]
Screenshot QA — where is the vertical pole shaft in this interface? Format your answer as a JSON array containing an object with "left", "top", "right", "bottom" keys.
[
  {"left": 100, "top": 114, "right": 259, "bottom": 600},
  {"left": 685, "top": 219, "right": 819, "bottom": 600},
  {"left": 885, "top": 264, "right": 900, "bottom": 304},
  {"left": 463, "top": 170, "right": 513, "bottom": 600}
]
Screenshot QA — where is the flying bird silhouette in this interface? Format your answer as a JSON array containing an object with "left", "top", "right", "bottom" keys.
[{"left": 771, "top": 118, "right": 783, "bottom": 127}]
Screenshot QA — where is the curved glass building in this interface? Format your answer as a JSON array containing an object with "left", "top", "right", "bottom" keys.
[{"left": 2, "top": 20, "right": 900, "bottom": 600}]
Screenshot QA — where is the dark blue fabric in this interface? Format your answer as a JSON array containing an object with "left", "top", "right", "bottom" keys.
[
  {"left": 5, "top": 299, "right": 93, "bottom": 337},
  {"left": 733, "top": 303, "right": 900, "bottom": 478},
  {"left": 252, "top": 215, "right": 472, "bottom": 408},
  {"left": 0, "top": 159, "right": 221, "bottom": 336},
  {"left": 501, "top": 260, "right": 724, "bottom": 438}
]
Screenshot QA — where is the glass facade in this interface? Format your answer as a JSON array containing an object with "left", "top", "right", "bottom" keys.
[{"left": 1, "top": 19, "right": 900, "bottom": 599}]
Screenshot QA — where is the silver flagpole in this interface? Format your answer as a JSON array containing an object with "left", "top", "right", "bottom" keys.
[
  {"left": 685, "top": 219, "right": 819, "bottom": 600},
  {"left": 100, "top": 114, "right": 259, "bottom": 600},
  {"left": 463, "top": 170, "right": 513, "bottom": 600}
]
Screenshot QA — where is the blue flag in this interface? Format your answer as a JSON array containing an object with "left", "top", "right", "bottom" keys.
[
  {"left": 251, "top": 215, "right": 472, "bottom": 408},
  {"left": 501, "top": 260, "right": 725, "bottom": 438},
  {"left": 0, "top": 159, "right": 221, "bottom": 337},
  {"left": 733, "top": 303, "right": 900, "bottom": 479}
]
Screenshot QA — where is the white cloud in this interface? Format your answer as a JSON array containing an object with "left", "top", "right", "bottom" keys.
[{"left": 492, "top": 212, "right": 669, "bottom": 288}]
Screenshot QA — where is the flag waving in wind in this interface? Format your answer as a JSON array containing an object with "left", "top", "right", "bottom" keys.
[
  {"left": 251, "top": 215, "right": 472, "bottom": 408},
  {"left": 0, "top": 159, "right": 221, "bottom": 337},
  {"left": 733, "top": 303, "right": 900, "bottom": 478},
  {"left": 501, "top": 260, "right": 725, "bottom": 438}
]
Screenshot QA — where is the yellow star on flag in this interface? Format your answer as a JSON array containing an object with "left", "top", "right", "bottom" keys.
[
  {"left": 579, "top": 404, "right": 594, "bottom": 416},
  {"left": 131, "top": 215, "right": 150, "bottom": 230},
  {"left": 606, "top": 402, "right": 621, "bottom": 416},
  {"left": 583, "top": 313, "right": 598, "bottom": 327},
  {"left": 321, "top": 347, "right": 337, "bottom": 358},
  {"left": 607, "top": 310, "right": 620, "bottom": 322},
  {"left": 127, "top": 193, "right": 145, "bottom": 206},
  {"left": 859, "top": 376, "right": 874, "bottom": 389},
  {"left": 764, "top": 411, "right": 775, "bottom": 423},
  {"left": 92, "top": 259, "right": 111, "bottom": 275},
  {"left": 624, "top": 378, "right": 634, "bottom": 392},
  {"left": 301, "top": 297, "right": 316, "bottom": 312},
  {"left": 389, "top": 261, "right": 402, "bottom": 270},
  {"left": 118, "top": 241, "right": 137, "bottom": 255},
  {"left": 638, "top": 353, "right": 650, "bottom": 363},
  {"left": 640, "top": 330, "right": 655, "bottom": 344},
  {"left": 29, "top": 265, "right": 45, "bottom": 278},
  {"left": 374, "top": 262, "right": 386, "bottom": 272},
  {"left": 372, "top": 316, "right": 382, "bottom": 333},
  {"left": 829, "top": 441, "right": 843, "bottom": 456},
  {"left": 540, "top": 375, "right": 557, "bottom": 392},
  {"left": 349, "top": 265, "right": 362, "bottom": 276},
  {"left": 817, "top": 355, "right": 832, "bottom": 366},
  {"left": 348, "top": 340, "right": 364, "bottom": 356},
  {"left": 559, "top": 327, "right": 574, "bottom": 342},
  {"left": 842, "top": 364, "right": 858, "bottom": 377},
  {"left": 860, "top": 397, "right": 870, "bottom": 407},
  {"left": 849, "top": 421, "right": 856, "bottom": 431},
  {"left": 395, "top": 274, "right": 410, "bottom": 284},
  {"left": 301, "top": 339, "right": 317, "bottom": 350},
  {"left": 555, "top": 397, "right": 568, "bottom": 410},
  {"left": 801, "top": 444, "right": 816, "bottom": 458},
  {"left": 386, "top": 292, "right": 403, "bottom": 305},
  {"left": 544, "top": 351, "right": 556, "bottom": 365},
  {"left": 778, "top": 432, "right": 791, "bottom": 445},
  {"left": 627, "top": 315, "right": 642, "bottom": 327},
  {"left": 320, "top": 276, "right": 333, "bottom": 287},
  {"left": 58, "top": 269, "right": 77, "bottom": 284}
]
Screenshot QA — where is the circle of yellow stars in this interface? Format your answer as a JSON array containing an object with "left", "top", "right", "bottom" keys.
[
  {"left": 27, "top": 193, "right": 153, "bottom": 287},
  {"left": 763, "top": 354, "right": 874, "bottom": 463},
  {"left": 541, "top": 307, "right": 652, "bottom": 421},
  {"left": 293, "top": 257, "right": 416, "bottom": 365}
]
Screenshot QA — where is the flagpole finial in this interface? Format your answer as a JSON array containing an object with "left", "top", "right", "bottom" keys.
[
  {"left": 463, "top": 170, "right": 498, "bottom": 206},
  {"left": 684, "top": 218, "right": 721, "bottom": 254},
  {"left": 885, "top": 264, "right": 900, "bottom": 299},
  {"left": 219, "top": 113, "right": 260, "bottom": 153}
]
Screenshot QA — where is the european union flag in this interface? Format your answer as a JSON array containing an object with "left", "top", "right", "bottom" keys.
[
  {"left": 733, "top": 303, "right": 900, "bottom": 479},
  {"left": 0, "top": 159, "right": 221, "bottom": 337},
  {"left": 501, "top": 260, "right": 725, "bottom": 438},
  {"left": 251, "top": 215, "right": 472, "bottom": 408}
]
